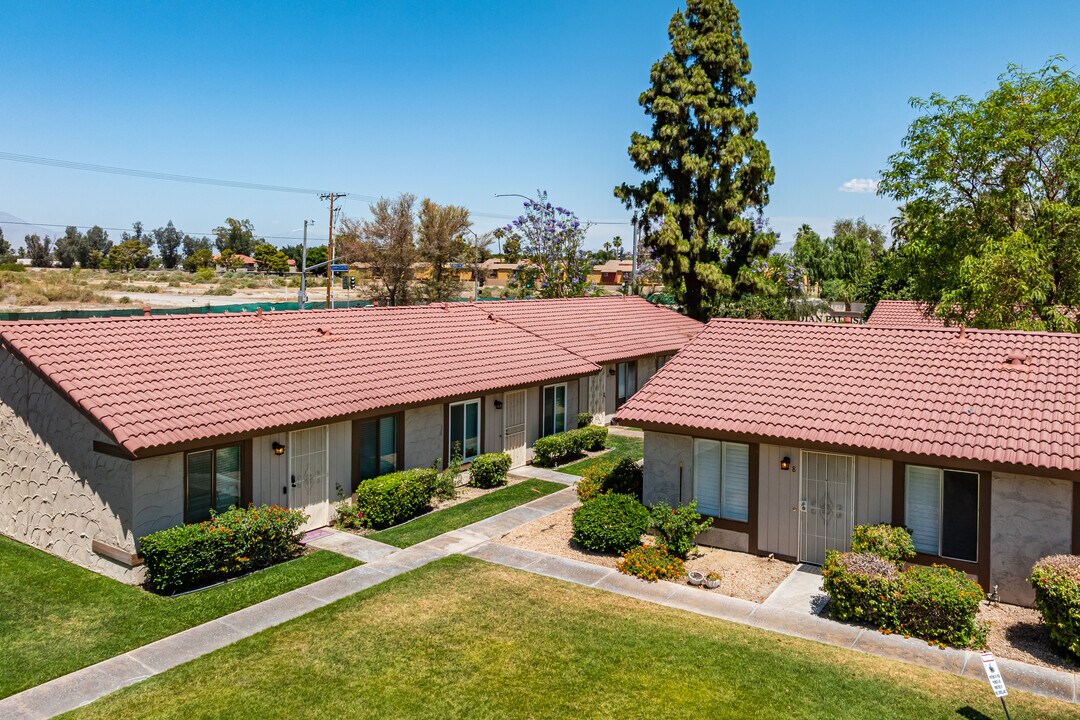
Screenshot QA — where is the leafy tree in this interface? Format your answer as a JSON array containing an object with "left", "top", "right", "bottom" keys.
[
  {"left": 182, "top": 234, "right": 212, "bottom": 259},
  {"left": 0, "top": 228, "right": 11, "bottom": 261},
  {"left": 879, "top": 59, "right": 1080, "bottom": 331},
  {"left": 153, "top": 221, "right": 184, "bottom": 269},
  {"left": 615, "top": 0, "right": 775, "bottom": 321},
  {"left": 54, "top": 226, "right": 87, "bottom": 269},
  {"left": 25, "top": 234, "right": 52, "bottom": 267},
  {"left": 213, "top": 218, "right": 258, "bottom": 256},
  {"left": 303, "top": 244, "right": 327, "bottom": 272},
  {"left": 500, "top": 235, "right": 521, "bottom": 263},
  {"left": 183, "top": 247, "right": 215, "bottom": 272},
  {"left": 84, "top": 226, "right": 111, "bottom": 268},
  {"left": 500, "top": 191, "right": 592, "bottom": 298},
  {"left": 106, "top": 238, "right": 152, "bottom": 272},
  {"left": 416, "top": 199, "right": 470, "bottom": 302},
  {"left": 216, "top": 248, "right": 244, "bottom": 271},
  {"left": 823, "top": 219, "right": 876, "bottom": 309},
  {"left": 337, "top": 194, "right": 418, "bottom": 306},
  {"left": 792, "top": 224, "right": 827, "bottom": 287},
  {"left": 253, "top": 242, "right": 290, "bottom": 275},
  {"left": 612, "top": 236, "right": 625, "bottom": 260},
  {"left": 855, "top": 247, "right": 911, "bottom": 317}
]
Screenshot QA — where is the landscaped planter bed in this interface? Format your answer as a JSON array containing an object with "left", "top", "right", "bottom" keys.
[{"left": 978, "top": 602, "right": 1079, "bottom": 674}]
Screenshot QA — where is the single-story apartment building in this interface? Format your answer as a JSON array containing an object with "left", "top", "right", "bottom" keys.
[
  {"left": 486, "top": 296, "right": 704, "bottom": 425},
  {"left": 615, "top": 318, "right": 1080, "bottom": 606}
]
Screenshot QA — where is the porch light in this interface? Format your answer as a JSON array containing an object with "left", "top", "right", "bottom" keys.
[
  {"left": 780, "top": 456, "right": 791, "bottom": 471},
  {"left": 608, "top": 367, "right": 616, "bottom": 376},
  {"left": 494, "top": 399, "right": 504, "bottom": 409},
  {"left": 272, "top": 442, "right": 286, "bottom": 456}
]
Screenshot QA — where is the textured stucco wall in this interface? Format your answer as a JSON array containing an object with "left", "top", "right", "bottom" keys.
[
  {"left": 404, "top": 403, "right": 445, "bottom": 469},
  {"left": 642, "top": 430, "right": 692, "bottom": 506},
  {"left": 0, "top": 349, "right": 137, "bottom": 582},
  {"left": 991, "top": 472, "right": 1072, "bottom": 606},
  {"left": 132, "top": 453, "right": 184, "bottom": 542},
  {"left": 637, "top": 355, "right": 657, "bottom": 389}
]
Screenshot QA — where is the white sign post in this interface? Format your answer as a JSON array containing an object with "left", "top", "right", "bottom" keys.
[{"left": 981, "top": 652, "right": 1011, "bottom": 719}]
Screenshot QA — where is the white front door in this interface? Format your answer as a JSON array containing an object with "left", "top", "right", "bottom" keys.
[
  {"left": 799, "top": 451, "right": 855, "bottom": 565},
  {"left": 503, "top": 390, "right": 527, "bottom": 467},
  {"left": 288, "top": 425, "right": 330, "bottom": 530}
]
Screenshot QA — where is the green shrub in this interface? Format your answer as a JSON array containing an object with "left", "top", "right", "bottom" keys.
[
  {"left": 571, "top": 493, "right": 649, "bottom": 553},
  {"left": 207, "top": 286, "right": 235, "bottom": 296},
  {"left": 533, "top": 426, "right": 608, "bottom": 466},
  {"left": 578, "top": 425, "right": 608, "bottom": 452},
  {"left": 0, "top": 262, "right": 25, "bottom": 272},
  {"left": 354, "top": 468, "right": 439, "bottom": 528},
  {"left": 333, "top": 500, "right": 364, "bottom": 530},
  {"left": 576, "top": 460, "right": 614, "bottom": 502},
  {"left": 851, "top": 524, "right": 915, "bottom": 565},
  {"left": 195, "top": 267, "right": 216, "bottom": 283},
  {"left": 139, "top": 505, "right": 306, "bottom": 594},
  {"left": 577, "top": 412, "right": 593, "bottom": 429},
  {"left": 1031, "top": 555, "right": 1080, "bottom": 658},
  {"left": 649, "top": 501, "right": 712, "bottom": 558},
  {"left": 898, "top": 565, "right": 987, "bottom": 647},
  {"left": 822, "top": 551, "right": 903, "bottom": 628},
  {"left": 603, "top": 458, "right": 643, "bottom": 500},
  {"left": 469, "top": 452, "right": 512, "bottom": 488},
  {"left": 617, "top": 544, "right": 685, "bottom": 582}
]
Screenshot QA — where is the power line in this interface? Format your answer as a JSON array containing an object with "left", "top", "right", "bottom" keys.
[{"left": 0, "top": 151, "right": 632, "bottom": 226}]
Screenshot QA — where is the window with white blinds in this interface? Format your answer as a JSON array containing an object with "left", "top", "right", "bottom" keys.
[
  {"left": 692, "top": 439, "right": 749, "bottom": 522},
  {"left": 905, "top": 465, "right": 941, "bottom": 555},
  {"left": 905, "top": 465, "right": 979, "bottom": 562}
]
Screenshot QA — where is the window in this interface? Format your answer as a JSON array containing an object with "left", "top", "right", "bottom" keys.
[
  {"left": 657, "top": 354, "right": 672, "bottom": 370},
  {"left": 616, "top": 361, "right": 637, "bottom": 408},
  {"left": 449, "top": 399, "right": 481, "bottom": 462},
  {"left": 542, "top": 384, "right": 567, "bottom": 436},
  {"left": 185, "top": 445, "right": 242, "bottom": 523},
  {"left": 692, "top": 439, "right": 749, "bottom": 522},
  {"left": 358, "top": 415, "right": 399, "bottom": 481},
  {"left": 905, "top": 465, "right": 979, "bottom": 562}
]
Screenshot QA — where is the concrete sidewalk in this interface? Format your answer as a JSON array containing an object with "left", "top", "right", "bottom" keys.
[
  {"left": 464, "top": 542, "right": 1079, "bottom": 705},
  {"left": 507, "top": 465, "right": 579, "bottom": 485},
  {"left": 762, "top": 563, "right": 828, "bottom": 615},
  {"left": 0, "top": 487, "right": 579, "bottom": 720}
]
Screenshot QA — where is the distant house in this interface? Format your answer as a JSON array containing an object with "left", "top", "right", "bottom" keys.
[
  {"left": 479, "top": 259, "right": 520, "bottom": 287},
  {"left": 589, "top": 260, "right": 634, "bottom": 286},
  {"left": 213, "top": 254, "right": 297, "bottom": 273},
  {"left": 866, "top": 300, "right": 946, "bottom": 327},
  {"left": 616, "top": 318, "right": 1080, "bottom": 606}
]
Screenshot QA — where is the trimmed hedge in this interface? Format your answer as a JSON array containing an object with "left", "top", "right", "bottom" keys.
[
  {"left": 577, "top": 412, "right": 593, "bottom": 429},
  {"left": 822, "top": 550, "right": 987, "bottom": 647},
  {"left": 533, "top": 426, "right": 609, "bottom": 466},
  {"left": 354, "top": 468, "right": 439, "bottom": 529},
  {"left": 850, "top": 524, "right": 916, "bottom": 565},
  {"left": 140, "top": 505, "right": 306, "bottom": 594},
  {"left": 1031, "top": 555, "right": 1080, "bottom": 658},
  {"left": 571, "top": 493, "right": 649, "bottom": 553},
  {"left": 469, "top": 452, "right": 512, "bottom": 488}
]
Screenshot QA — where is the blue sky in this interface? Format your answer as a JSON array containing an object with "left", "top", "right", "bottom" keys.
[{"left": 2, "top": 1, "right": 1079, "bottom": 251}]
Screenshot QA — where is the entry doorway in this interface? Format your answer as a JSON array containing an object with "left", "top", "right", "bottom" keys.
[
  {"left": 799, "top": 451, "right": 855, "bottom": 565},
  {"left": 503, "top": 390, "right": 527, "bottom": 467},
  {"left": 288, "top": 425, "right": 330, "bottom": 530}
]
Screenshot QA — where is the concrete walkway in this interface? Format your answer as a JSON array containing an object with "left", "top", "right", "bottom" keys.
[
  {"left": 0, "top": 487, "right": 579, "bottom": 720},
  {"left": 303, "top": 529, "right": 399, "bottom": 563},
  {"left": 506, "top": 465, "right": 579, "bottom": 485},
  {"left": 464, "top": 542, "right": 1080, "bottom": 705},
  {"left": 762, "top": 563, "right": 828, "bottom": 615}
]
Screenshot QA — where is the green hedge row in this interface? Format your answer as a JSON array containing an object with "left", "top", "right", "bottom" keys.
[
  {"left": 140, "top": 505, "right": 306, "bottom": 594},
  {"left": 533, "top": 425, "right": 608, "bottom": 466},
  {"left": 354, "top": 468, "right": 440, "bottom": 528}
]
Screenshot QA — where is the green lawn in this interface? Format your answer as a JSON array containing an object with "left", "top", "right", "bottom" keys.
[
  {"left": 62, "top": 556, "right": 1075, "bottom": 720},
  {"left": 369, "top": 479, "right": 564, "bottom": 548},
  {"left": 0, "top": 536, "right": 358, "bottom": 698},
  {"left": 559, "top": 433, "right": 644, "bottom": 476}
]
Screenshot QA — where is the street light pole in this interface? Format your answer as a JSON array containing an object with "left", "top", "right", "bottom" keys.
[
  {"left": 299, "top": 219, "right": 315, "bottom": 308},
  {"left": 464, "top": 228, "right": 481, "bottom": 301}
]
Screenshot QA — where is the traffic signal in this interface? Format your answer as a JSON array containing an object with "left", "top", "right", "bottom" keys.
[{"left": 341, "top": 275, "right": 356, "bottom": 290}]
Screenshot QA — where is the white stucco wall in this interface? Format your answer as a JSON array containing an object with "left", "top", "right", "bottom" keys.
[
  {"left": 132, "top": 452, "right": 185, "bottom": 541},
  {"left": 991, "top": 472, "right": 1073, "bottom": 606},
  {"left": 0, "top": 348, "right": 138, "bottom": 582}
]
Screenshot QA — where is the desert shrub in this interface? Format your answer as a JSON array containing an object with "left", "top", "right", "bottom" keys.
[
  {"left": 469, "top": 452, "right": 512, "bottom": 488},
  {"left": 822, "top": 551, "right": 903, "bottom": 628},
  {"left": 649, "top": 500, "right": 712, "bottom": 558},
  {"left": 207, "top": 286, "right": 235, "bottom": 296},
  {"left": 577, "top": 412, "right": 593, "bottom": 429},
  {"left": 354, "top": 468, "right": 439, "bottom": 528},
  {"left": 576, "top": 460, "right": 614, "bottom": 502},
  {"left": 1031, "top": 555, "right": 1080, "bottom": 658},
  {"left": 139, "top": 504, "right": 306, "bottom": 594},
  {"left": 898, "top": 565, "right": 987, "bottom": 647},
  {"left": 571, "top": 493, "right": 649, "bottom": 553},
  {"left": 333, "top": 500, "right": 364, "bottom": 530},
  {"left": 617, "top": 544, "right": 685, "bottom": 582},
  {"left": 0, "top": 263, "right": 25, "bottom": 272},
  {"left": 117, "top": 295, "right": 132, "bottom": 304},
  {"left": 851, "top": 524, "right": 915, "bottom": 565},
  {"left": 195, "top": 267, "right": 216, "bottom": 283}
]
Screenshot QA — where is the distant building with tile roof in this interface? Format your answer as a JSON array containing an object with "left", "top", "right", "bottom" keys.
[{"left": 866, "top": 300, "right": 946, "bottom": 327}]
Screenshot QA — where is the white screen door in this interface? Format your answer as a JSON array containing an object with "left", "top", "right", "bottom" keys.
[
  {"left": 503, "top": 390, "right": 527, "bottom": 467},
  {"left": 288, "top": 425, "right": 330, "bottom": 530},
  {"left": 799, "top": 451, "right": 855, "bottom": 565}
]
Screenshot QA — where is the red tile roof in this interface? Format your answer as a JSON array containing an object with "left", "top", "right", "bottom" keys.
[
  {"left": 615, "top": 319, "right": 1080, "bottom": 474},
  {"left": 0, "top": 305, "right": 599, "bottom": 456},
  {"left": 866, "top": 300, "right": 946, "bottom": 328},
  {"left": 486, "top": 296, "right": 704, "bottom": 364}
]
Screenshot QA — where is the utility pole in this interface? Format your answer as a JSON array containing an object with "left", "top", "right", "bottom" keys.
[
  {"left": 320, "top": 192, "right": 347, "bottom": 309},
  {"left": 299, "top": 219, "right": 315, "bottom": 308},
  {"left": 631, "top": 212, "right": 639, "bottom": 297}
]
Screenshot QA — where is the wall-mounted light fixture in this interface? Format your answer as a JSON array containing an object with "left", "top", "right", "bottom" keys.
[
  {"left": 608, "top": 367, "right": 616, "bottom": 376},
  {"left": 780, "top": 456, "right": 791, "bottom": 471},
  {"left": 494, "top": 399, "right": 504, "bottom": 410},
  {"left": 272, "top": 442, "right": 286, "bottom": 456}
]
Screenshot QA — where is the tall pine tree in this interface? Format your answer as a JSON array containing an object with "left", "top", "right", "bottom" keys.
[{"left": 615, "top": 0, "right": 774, "bottom": 321}]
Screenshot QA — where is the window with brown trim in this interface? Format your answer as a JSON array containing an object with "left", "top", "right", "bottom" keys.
[
  {"left": 185, "top": 445, "right": 242, "bottom": 523},
  {"left": 357, "top": 414, "right": 400, "bottom": 481},
  {"left": 905, "top": 465, "right": 979, "bottom": 563},
  {"left": 616, "top": 361, "right": 637, "bottom": 408}
]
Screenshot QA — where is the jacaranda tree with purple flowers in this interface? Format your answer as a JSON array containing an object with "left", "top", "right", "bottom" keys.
[{"left": 501, "top": 191, "right": 593, "bottom": 298}]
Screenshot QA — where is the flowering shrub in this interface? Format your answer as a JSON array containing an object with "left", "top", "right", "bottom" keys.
[
  {"left": 140, "top": 505, "right": 306, "bottom": 594},
  {"left": 333, "top": 500, "right": 364, "bottom": 530},
  {"left": 500, "top": 190, "right": 593, "bottom": 299},
  {"left": 822, "top": 551, "right": 903, "bottom": 628},
  {"left": 354, "top": 468, "right": 440, "bottom": 528},
  {"left": 469, "top": 452, "right": 512, "bottom": 488},
  {"left": 572, "top": 493, "right": 650, "bottom": 553},
  {"left": 850, "top": 524, "right": 916, "bottom": 565},
  {"left": 1031, "top": 555, "right": 1080, "bottom": 658},
  {"left": 649, "top": 501, "right": 712, "bottom": 558},
  {"left": 617, "top": 544, "right": 685, "bottom": 582},
  {"left": 576, "top": 460, "right": 614, "bottom": 503}
]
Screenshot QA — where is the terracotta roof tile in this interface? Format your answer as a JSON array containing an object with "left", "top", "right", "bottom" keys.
[
  {"left": 486, "top": 296, "right": 703, "bottom": 364},
  {"left": 0, "top": 304, "right": 599, "bottom": 456},
  {"left": 615, "top": 318, "right": 1080, "bottom": 473},
  {"left": 865, "top": 300, "right": 946, "bottom": 327}
]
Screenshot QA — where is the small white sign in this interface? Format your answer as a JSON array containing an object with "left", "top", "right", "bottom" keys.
[{"left": 981, "top": 651, "right": 1008, "bottom": 698}]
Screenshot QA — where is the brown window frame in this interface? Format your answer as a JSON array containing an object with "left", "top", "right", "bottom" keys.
[
  {"left": 183, "top": 440, "right": 252, "bottom": 523},
  {"left": 351, "top": 413, "right": 404, "bottom": 492}
]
